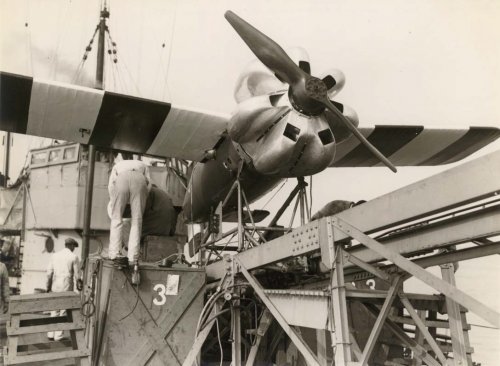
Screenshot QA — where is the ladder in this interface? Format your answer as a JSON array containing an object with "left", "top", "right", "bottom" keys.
[{"left": 4, "top": 292, "right": 89, "bottom": 366}]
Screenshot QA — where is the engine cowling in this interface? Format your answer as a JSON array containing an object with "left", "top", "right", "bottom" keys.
[
  {"left": 324, "top": 101, "right": 359, "bottom": 144},
  {"left": 319, "top": 69, "right": 346, "bottom": 98}
]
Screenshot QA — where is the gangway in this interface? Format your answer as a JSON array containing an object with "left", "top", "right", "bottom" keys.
[{"left": 188, "top": 150, "right": 500, "bottom": 366}]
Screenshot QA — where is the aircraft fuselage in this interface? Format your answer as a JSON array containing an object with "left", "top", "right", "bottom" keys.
[{"left": 182, "top": 94, "right": 341, "bottom": 222}]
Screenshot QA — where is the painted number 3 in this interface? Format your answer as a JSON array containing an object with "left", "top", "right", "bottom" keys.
[{"left": 153, "top": 284, "right": 167, "bottom": 306}]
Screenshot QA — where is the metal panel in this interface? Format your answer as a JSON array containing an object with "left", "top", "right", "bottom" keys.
[
  {"left": 26, "top": 161, "right": 110, "bottom": 230},
  {"left": 264, "top": 290, "right": 329, "bottom": 330}
]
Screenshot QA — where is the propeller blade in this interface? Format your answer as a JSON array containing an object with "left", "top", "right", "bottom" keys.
[
  {"left": 225, "top": 11, "right": 305, "bottom": 85},
  {"left": 225, "top": 11, "right": 396, "bottom": 173},
  {"left": 321, "top": 98, "right": 397, "bottom": 172}
]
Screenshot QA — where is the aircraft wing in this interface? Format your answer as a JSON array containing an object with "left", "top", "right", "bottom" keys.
[
  {"left": 330, "top": 125, "right": 500, "bottom": 167},
  {"left": 0, "top": 72, "right": 228, "bottom": 161}
]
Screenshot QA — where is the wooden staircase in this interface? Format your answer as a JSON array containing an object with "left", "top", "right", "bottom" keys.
[{"left": 4, "top": 292, "right": 89, "bottom": 366}]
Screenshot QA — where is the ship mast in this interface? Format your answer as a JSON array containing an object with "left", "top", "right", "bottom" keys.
[
  {"left": 2, "top": 132, "right": 10, "bottom": 187},
  {"left": 82, "top": 3, "right": 109, "bottom": 262}
]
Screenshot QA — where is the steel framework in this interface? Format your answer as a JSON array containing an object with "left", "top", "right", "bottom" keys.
[{"left": 183, "top": 150, "right": 500, "bottom": 366}]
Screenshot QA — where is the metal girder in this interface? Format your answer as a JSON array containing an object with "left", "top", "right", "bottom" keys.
[
  {"left": 207, "top": 152, "right": 500, "bottom": 282},
  {"left": 245, "top": 309, "right": 273, "bottom": 366},
  {"left": 413, "top": 310, "right": 426, "bottom": 366},
  {"left": 441, "top": 263, "right": 469, "bottom": 366},
  {"left": 399, "top": 294, "right": 447, "bottom": 365},
  {"left": 346, "top": 242, "right": 500, "bottom": 283},
  {"left": 206, "top": 220, "right": 320, "bottom": 280},
  {"left": 359, "top": 276, "right": 403, "bottom": 365},
  {"left": 330, "top": 246, "right": 353, "bottom": 365},
  {"left": 182, "top": 304, "right": 219, "bottom": 366},
  {"left": 363, "top": 304, "right": 441, "bottom": 366},
  {"left": 316, "top": 329, "right": 328, "bottom": 366},
  {"left": 232, "top": 296, "right": 242, "bottom": 366},
  {"left": 331, "top": 150, "right": 500, "bottom": 241},
  {"left": 236, "top": 258, "right": 321, "bottom": 366},
  {"left": 334, "top": 217, "right": 500, "bottom": 328},
  {"left": 346, "top": 206, "right": 500, "bottom": 265},
  {"left": 344, "top": 252, "right": 390, "bottom": 282},
  {"left": 349, "top": 332, "right": 363, "bottom": 361}
]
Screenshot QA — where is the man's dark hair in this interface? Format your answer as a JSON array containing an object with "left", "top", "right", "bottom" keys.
[{"left": 65, "top": 238, "right": 79, "bottom": 248}]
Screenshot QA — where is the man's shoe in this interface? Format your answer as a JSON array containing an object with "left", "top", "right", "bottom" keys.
[{"left": 112, "top": 256, "right": 129, "bottom": 268}]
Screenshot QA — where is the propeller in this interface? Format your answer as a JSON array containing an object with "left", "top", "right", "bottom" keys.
[{"left": 225, "top": 11, "right": 397, "bottom": 173}]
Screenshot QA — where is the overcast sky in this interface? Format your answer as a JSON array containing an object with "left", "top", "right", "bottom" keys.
[{"left": 1, "top": 0, "right": 499, "bottom": 361}]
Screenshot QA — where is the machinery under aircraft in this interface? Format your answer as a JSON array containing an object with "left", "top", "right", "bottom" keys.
[{"left": 1, "top": 11, "right": 499, "bottom": 225}]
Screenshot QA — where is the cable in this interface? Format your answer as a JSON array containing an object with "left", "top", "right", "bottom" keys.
[
  {"left": 309, "top": 175, "right": 313, "bottom": 219},
  {"left": 197, "top": 291, "right": 226, "bottom": 335},
  {"left": 216, "top": 318, "right": 223, "bottom": 366},
  {"left": 119, "top": 281, "right": 140, "bottom": 321},
  {"left": 200, "top": 308, "right": 231, "bottom": 331},
  {"left": 72, "top": 25, "right": 99, "bottom": 84},
  {"left": 24, "top": 0, "right": 34, "bottom": 74},
  {"left": 262, "top": 179, "right": 287, "bottom": 209},
  {"left": 51, "top": 0, "right": 72, "bottom": 80},
  {"left": 469, "top": 323, "right": 498, "bottom": 330},
  {"left": 162, "top": 0, "right": 178, "bottom": 101}
]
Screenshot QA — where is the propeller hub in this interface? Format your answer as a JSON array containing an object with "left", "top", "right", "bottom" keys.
[
  {"left": 305, "top": 77, "right": 328, "bottom": 98},
  {"left": 289, "top": 76, "right": 327, "bottom": 116}
]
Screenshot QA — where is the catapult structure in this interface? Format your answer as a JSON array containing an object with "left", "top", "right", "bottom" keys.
[{"left": 185, "top": 150, "right": 500, "bottom": 366}]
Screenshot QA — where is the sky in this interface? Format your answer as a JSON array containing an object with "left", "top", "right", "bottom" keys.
[{"left": 1, "top": 0, "right": 500, "bottom": 362}]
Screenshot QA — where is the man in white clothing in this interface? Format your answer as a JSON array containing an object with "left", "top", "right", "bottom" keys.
[
  {"left": 46, "top": 238, "right": 80, "bottom": 341},
  {"left": 108, "top": 158, "right": 151, "bottom": 266}
]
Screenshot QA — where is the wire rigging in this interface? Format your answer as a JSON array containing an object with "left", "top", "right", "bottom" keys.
[
  {"left": 309, "top": 175, "right": 313, "bottom": 219},
  {"left": 162, "top": 0, "right": 178, "bottom": 101},
  {"left": 262, "top": 179, "right": 288, "bottom": 209},
  {"left": 72, "top": 25, "right": 99, "bottom": 84},
  {"left": 50, "top": 0, "right": 72, "bottom": 81},
  {"left": 24, "top": 0, "right": 34, "bottom": 74}
]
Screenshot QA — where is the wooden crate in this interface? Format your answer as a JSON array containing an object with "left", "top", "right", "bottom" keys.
[{"left": 92, "top": 260, "right": 205, "bottom": 366}]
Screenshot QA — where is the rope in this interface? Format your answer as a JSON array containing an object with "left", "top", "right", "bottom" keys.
[{"left": 81, "top": 260, "right": 101, "bottom": 318}]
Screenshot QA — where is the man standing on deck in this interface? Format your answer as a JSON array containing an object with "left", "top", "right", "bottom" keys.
[
  {"left": 46, "top": 238, "right": 80, "bottom": 341},
  {"left": 107, "top": 157, "right": 151, "bottom": 266},
  {"left": 0, "top": 254, "right": 9, "bottom": 314}
]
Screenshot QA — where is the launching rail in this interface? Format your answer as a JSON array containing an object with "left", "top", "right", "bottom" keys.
[{"left": 207, "top": 150, "right": 500, "bottom": 281}]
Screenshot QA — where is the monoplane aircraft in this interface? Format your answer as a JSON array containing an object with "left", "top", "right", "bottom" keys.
[{"left": 1, "top": 11, "right": 499, "bottom": 224}]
